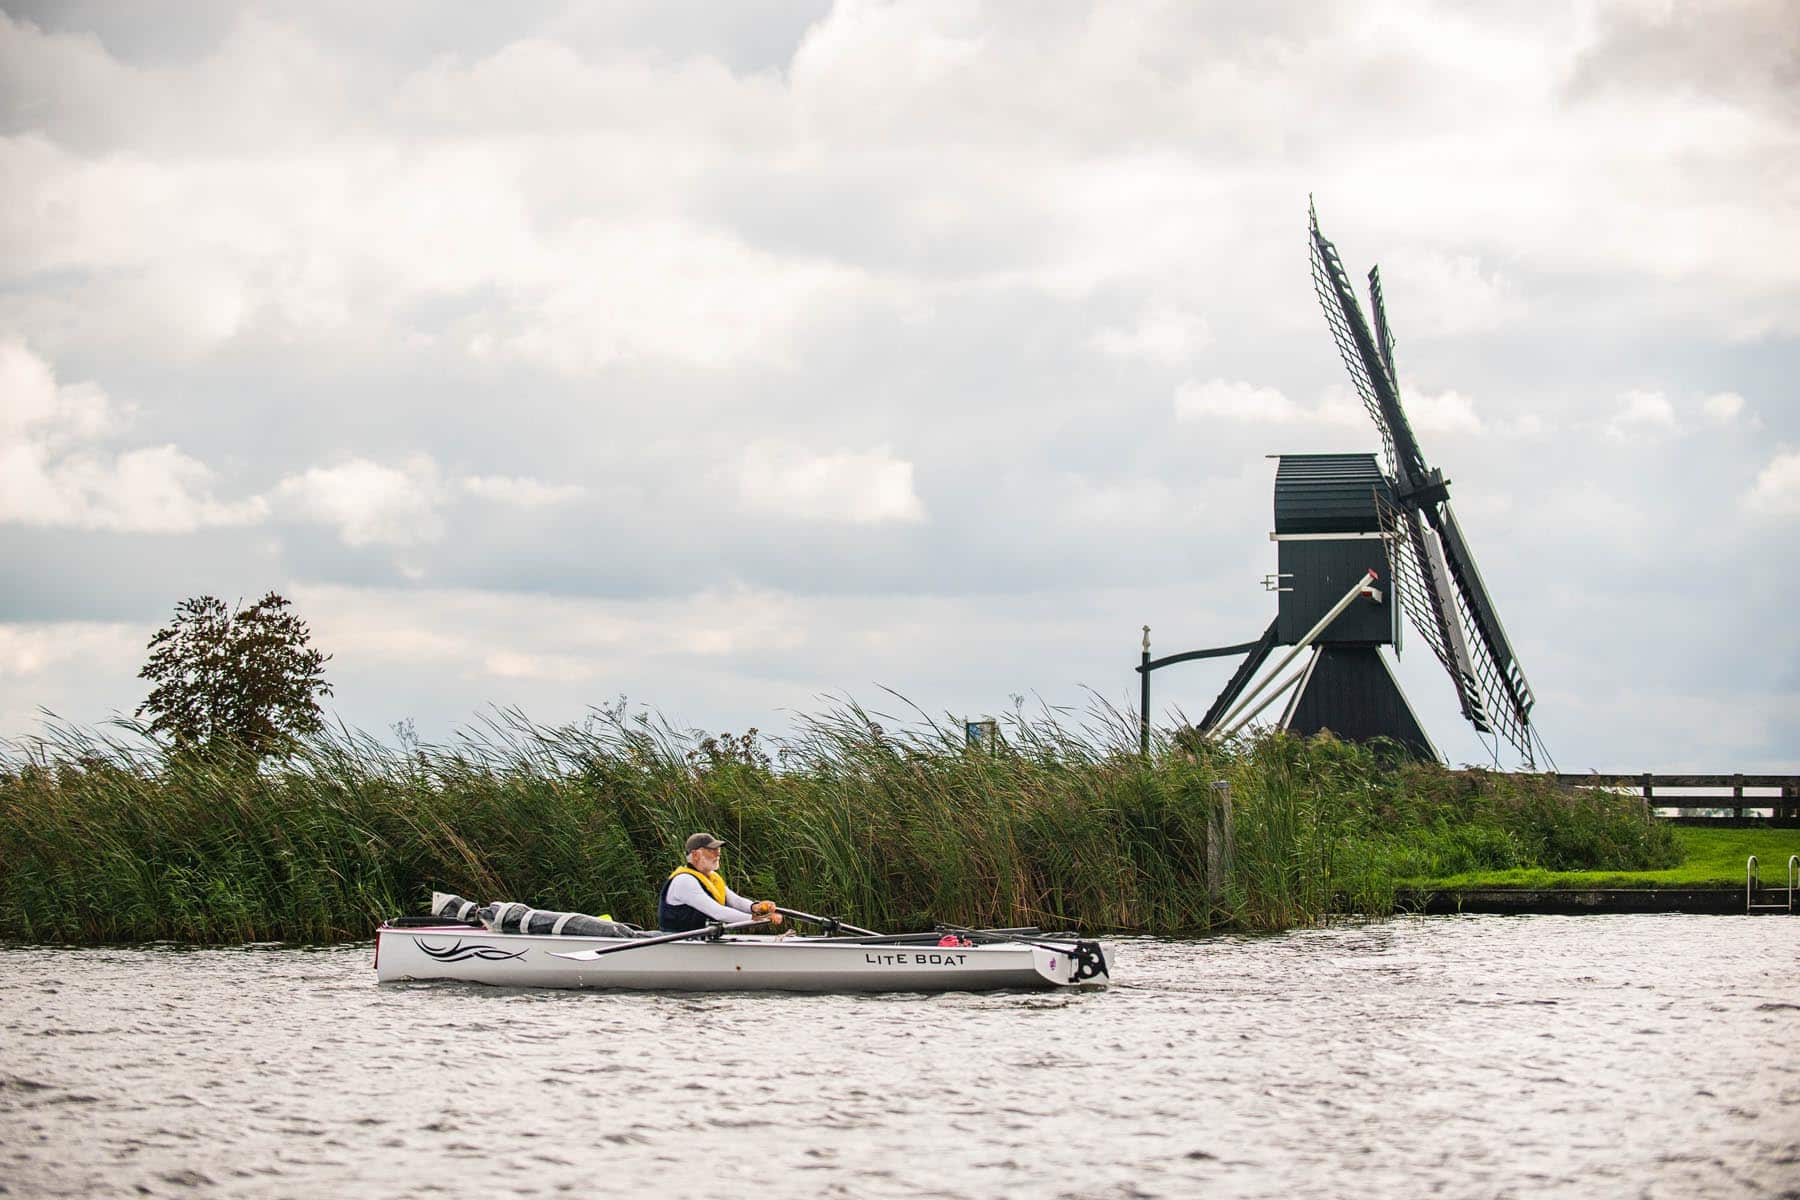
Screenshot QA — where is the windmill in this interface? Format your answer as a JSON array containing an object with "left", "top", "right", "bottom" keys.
[
  {"left": 1141, "top": 202, "right": 1548, "bottom": 768},
  {"left": 1304, "top": 200, "right": 1546, "bottom": 767}
]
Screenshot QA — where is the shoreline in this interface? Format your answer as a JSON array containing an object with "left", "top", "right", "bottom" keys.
[{"left": 1401, "top": 887, "right": 1766, "bottom": 916}]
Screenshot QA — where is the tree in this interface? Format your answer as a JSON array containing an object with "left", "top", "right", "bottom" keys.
[{"left": 137, "top": 592, "right": 333, "bottom": 757}]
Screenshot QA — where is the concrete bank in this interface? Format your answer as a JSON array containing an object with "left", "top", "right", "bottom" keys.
[{"left": 1400, "top": 888, "right": 1773, "bottom": 916}]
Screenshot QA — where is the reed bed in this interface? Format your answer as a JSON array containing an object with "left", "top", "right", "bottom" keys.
[{"left": 0, "top": 702, "right": 1677, "bottom": 944}]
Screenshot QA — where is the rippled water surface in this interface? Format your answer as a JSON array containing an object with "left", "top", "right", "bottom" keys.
[{"left": 4, "top": 915, "right": 1797, "bottom": 1199}]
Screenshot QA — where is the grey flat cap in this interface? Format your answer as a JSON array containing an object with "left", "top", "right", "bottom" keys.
[{"left": 685, "top": 832, "right": 726, "bottom": 853}]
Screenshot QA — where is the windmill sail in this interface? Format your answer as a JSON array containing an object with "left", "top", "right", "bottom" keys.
[
  {"left": 1310, "top": 201, "right": 1416, "bottom": 488},
  {"left": 1369, "top": 265, "right": 1398, "bottom": 383},
  {"left": 1309, "top": 201, "right": 1542, "bottom": 766},
  {"left": 1377, "top": 494, "right": 1491, "bottom": 733},
  {"left": 1436, "top": 501, "right": 1536, "bottom": 736}
]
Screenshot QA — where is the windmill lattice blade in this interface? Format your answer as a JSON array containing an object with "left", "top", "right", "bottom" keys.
[
  {"left": 1420, "top": 518, "right": 1494, "bottom": 731},
  {"left": 1436, "top": 502, "right": 1537, "bottom": 736},
  {"left": 1376, "top": 493, "right": 1493, "bottom": 734},
  {"left": 1309, "top": 205, "right": 1398, "bottom": 479},
  {"left": 1369, "top": 265, "right": 1398, "bottom": 383},
  {"left": 1378, "top": 490, "right": 1537, "bottom": 764}
]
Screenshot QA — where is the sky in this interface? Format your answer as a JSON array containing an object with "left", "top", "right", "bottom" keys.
[{"left": 1, "top": 0, "right": 1796, "bottom": 771}]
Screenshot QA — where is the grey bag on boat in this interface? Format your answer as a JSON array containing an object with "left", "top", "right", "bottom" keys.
[
  {"left": 431, "top": 892, "right": 482, "bottom": 922},
  {"left": 484, "top": 901, "right": 637, "bottom": 938},
  {"left": 432, "top": 892, "right": 634, "bottom": 938}
]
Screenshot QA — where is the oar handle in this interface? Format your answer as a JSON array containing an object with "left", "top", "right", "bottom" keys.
[{"left": 773, "top": 906, "right": 882, "bottom": 937}]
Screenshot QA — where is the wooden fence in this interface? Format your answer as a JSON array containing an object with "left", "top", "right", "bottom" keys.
[{"left": 1554, "top": 774, "right": 1800, "bottom": 822}]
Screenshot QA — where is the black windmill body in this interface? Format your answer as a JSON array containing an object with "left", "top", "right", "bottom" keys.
[
  {"left": 1180, "top": 203, "right": 1547, "bottom": 768},
  {"left": 1272, "top": 454, "right": 1436, "bottom": 759}
]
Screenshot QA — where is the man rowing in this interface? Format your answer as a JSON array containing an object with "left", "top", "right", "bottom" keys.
[{"left": 658, "top": 832, "right": 784, "bottom": 933}]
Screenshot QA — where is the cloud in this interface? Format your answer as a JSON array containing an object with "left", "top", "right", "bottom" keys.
[
  {"left": 459, "top": 475, "right": 586, "bottom": 508},
  {"left": 1090, "top": 306, "right": 1211, "bottom": 365},
  {"left": 737, "top": 442, "right": 926, "bottom": 524},
  {"left": 0, "top": 621, "right": 140, "bottom": 678},
  {"left": 0, "top": 339, "right": 266, "bottom": 532},
  {"left": 483, "top": 650, "right": 596, "bottom": 683},
  {"left": 1400, "top": 386, "right": 1485, "bottom": 435},
  {"left": 273, "top": 455, "right": 445, "bottom": 547},
  {"left": 1174, "top": 379, "right": 1363, "bottom": 427},
  {"left": 1567, "top": 0, "right": 1800, "bottom": 121},
  {"left": 269, "top": 460, "right": 589, "bottom": 548},
  {"left": 1702, "top": 391, "right": 1747, "bottom": 424},
  {"left": 463, "top": 220, "right": 884, "bottom": 374},
  {"left": 1744, "top": 449, "right": 1800, "bottom": 518},
  {"left": 296, "top": 580, "right": 812, "bottom": 683},
  {"left": 0, "top": 12, "right": 882, "bottom": 372},
  {"left": 1058, "top": 475, "right": 1178, "bottom": 527},
  {"left": 1603, "top": 389, "right": 1679, "bottom": 439},
  {"left": 0, "top": 4, "right": 1797, "bottom": 772},
  {"left": 1379, "top": 250, "right": 1525, "bottom": 337}
]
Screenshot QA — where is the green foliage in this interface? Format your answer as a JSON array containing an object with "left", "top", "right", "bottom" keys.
[
  {"left": 0, "top": 705, "right": 1678, "bottom": 944},
  {"left": 1348, "top": 760, "right": 1682, "bottom": 891},
  {"left": 137, "top": 593, "right": 332, "bottom": 758},
  {"left": 1413, "top": 825, "right": 1800, "bottom": 891}
]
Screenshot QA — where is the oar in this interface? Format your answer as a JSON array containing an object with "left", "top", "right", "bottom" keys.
[
  {"left": 549, "top": 919, "right": 768, "bottom": 962},
  {"left": 773, "top": 906, "right": 882, "bottom": 937},
  {"left": 935, "top": 924, "right": 1086, "bottom": 954},
  {"left": 823, "top": 925, "right": 1044, "bottom": 947}
]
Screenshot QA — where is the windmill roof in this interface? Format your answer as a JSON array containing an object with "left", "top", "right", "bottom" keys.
[{"left": 1272, "top": 453, "right": 1394, "bottom": 534}]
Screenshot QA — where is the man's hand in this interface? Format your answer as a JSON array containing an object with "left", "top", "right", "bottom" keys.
[{"left": 751, "top": 900, "right": 783, "bottom": 926}]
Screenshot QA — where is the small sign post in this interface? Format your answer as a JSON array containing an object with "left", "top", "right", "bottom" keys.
[{"left": 965, "top": 719, "right": 997, "bottom": 753}]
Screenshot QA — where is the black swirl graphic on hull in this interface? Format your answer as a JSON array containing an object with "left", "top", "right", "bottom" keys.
[{"left": 417, "top": 939, "right": 528, "bottom": 963}]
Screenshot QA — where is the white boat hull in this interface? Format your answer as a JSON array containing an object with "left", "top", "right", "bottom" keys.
[{"left": 374, "top": 926, "right": 1111, "bottom": 993}]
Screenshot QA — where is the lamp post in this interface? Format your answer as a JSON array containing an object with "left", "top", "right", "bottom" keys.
[
  {"left": 1140, "top": 625, "right": 1151, "bottom": 755},
  {"left": 1135, "top": 625, "right": 1281, "bottom": 755}
]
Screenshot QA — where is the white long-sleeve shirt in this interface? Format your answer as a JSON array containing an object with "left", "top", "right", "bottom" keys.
[{"left": 664, "top": 872, "right": 755, "bottom": 923}]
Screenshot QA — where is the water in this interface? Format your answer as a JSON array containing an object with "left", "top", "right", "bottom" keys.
[{"left": 3, "top": 915, "right": 1796, "bottom": 1199}]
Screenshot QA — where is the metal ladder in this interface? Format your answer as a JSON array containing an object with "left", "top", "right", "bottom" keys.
[{"left": 1745, "top": 855, "right": 1798, "bottom": 914}]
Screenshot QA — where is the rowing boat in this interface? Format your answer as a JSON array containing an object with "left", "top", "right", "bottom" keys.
[{"left": 373, "top": 923, "right": 1112, "bottom": 993}]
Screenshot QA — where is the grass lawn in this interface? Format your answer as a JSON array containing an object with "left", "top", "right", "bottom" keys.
[{"left": 1409, "top": 826, "right": 1800, "bottom": 891}]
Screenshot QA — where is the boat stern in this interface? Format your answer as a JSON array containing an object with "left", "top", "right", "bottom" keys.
[{"left": 1034, "top": 939, "right": 1112, "bottom": 988}]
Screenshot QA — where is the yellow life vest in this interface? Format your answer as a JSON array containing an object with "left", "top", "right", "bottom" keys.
[{"left": 667, "top": 865, "right": 728, "bottom": 906}]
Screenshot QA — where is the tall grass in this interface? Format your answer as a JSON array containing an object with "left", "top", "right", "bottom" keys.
[{"left": 0, "top": 702, "right": 1676, "bottom": 944}]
